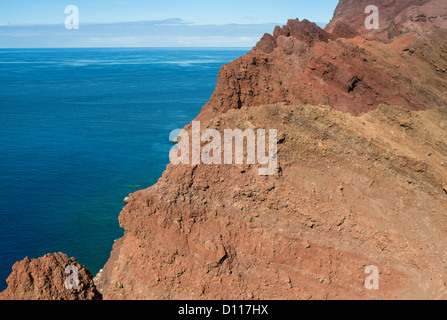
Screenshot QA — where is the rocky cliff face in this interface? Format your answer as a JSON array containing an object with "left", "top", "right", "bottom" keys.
[
  {"left": 2, "top": 0, "right": 447, "bottom": 300},
  {"left": 96, "top": 0, "right": 447, "bottom": 300},
  {"left": 99, "top": 104, "right": 447, "bottom": 300},
  {"left": 326, "top": 0, "right": 447, "bottom": 40},
  {"left": 197, "top": 15, "right": 447, "bottom": 121}
]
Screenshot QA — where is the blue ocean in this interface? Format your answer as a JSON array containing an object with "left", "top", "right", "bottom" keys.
[{"left": 0, "top": 48, "right": 248, "bottom": 290}]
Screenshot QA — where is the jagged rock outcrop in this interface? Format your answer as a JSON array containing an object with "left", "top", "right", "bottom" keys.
[
  {"left": 0, "top": 253, "right": 102, "bottom": 300},
  {"left": 197, "top": 14, "right": 447, "bottom": 121}
]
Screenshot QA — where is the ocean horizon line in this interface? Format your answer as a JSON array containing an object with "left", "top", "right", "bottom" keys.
[{"left": 0, "top": 46, "right": 253, "bottom": 49}]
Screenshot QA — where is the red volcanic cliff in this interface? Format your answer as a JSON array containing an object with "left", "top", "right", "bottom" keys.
[
  {"left": 326, "top": 0, "right": 447, "bottom": 40},
  {"left": 97, "top": 104, "right": 447, "bottom": 300},
  {"left": 197, "top": 13, "right": 447, "bottom": 121},
  {"left": 94, "top": 0, "right": 447, "bottom": 300},
  {"left": 2, "top": 0, "right": 447, "bottom": 300}
]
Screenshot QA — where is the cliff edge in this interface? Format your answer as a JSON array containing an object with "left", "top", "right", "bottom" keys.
[{"left": 95, "top": 0, "right": 447, "bottom": 299}]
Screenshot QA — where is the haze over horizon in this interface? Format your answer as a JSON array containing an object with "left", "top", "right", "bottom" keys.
[{"left": 0, "top": 0, "right": 338, "bottom": 47}]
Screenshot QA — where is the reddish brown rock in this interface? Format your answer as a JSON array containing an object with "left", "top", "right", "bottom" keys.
[
  {"left": 0, "top": 253, "right": 102, "bottom": 300},
  {"left": 326, "top": 0, "right": 447, "bottom": 41},
  {"left": 99, "top": 104, "right": 447, "bottom": 300},
  {"left": 96, "top": 0, "right": 447, "bottom": 300},
  {"left": 255, "top": 33, "right": 277, "bottom": 54},
  {"left": 197, "top": 15, "right": 447, "bottom": 122},
  {"left": 329, "top": 21, "right": 360, "bottom": 39},
  {"left": 4, "top": 0, "right": 447, "bottom": 301}
]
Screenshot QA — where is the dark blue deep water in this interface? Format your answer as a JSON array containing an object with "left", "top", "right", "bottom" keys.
[{"left": 0, "top": 48, "right": 248, "bottom": 290}]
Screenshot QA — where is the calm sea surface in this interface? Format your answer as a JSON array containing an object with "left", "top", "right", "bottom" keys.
[{"left": 0, "top": 47, "right": 248, "bottom": 290}]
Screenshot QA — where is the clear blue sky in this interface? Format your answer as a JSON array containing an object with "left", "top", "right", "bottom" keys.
[{"left": 0, "top": 0, "right": 339, "bottom": 47}]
